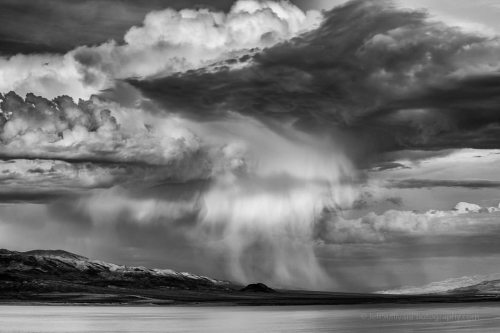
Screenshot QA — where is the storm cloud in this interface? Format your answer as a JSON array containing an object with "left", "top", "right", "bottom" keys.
[
  {"left": 0, "top": 0, "right": 321, "bottom": 99},
  {"left": 134, "top": 0, "right": 500, "bottom": 163},
  {"left": 388, "top": 178, "right": 500, "bottom": 189},
  {"left": 3, "top": 0, "right": 500, "bottom": 291},
  {"left": 0, "top": 0, "right": 237, "bottom": 55}
]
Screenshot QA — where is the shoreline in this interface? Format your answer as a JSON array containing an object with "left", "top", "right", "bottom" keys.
[{"left": 2, "top": 291, "right": 500, "bottom": 307}]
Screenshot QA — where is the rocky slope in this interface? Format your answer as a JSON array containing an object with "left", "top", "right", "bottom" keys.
[{"left": 0, "top": 249, "right": 234, "bottom": 294}]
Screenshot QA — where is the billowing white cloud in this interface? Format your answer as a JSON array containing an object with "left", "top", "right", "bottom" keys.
[
  {"left": 321, "top": 201, "right": 500, "bottom": 244},
  {"left": 0, "top": 92, "right": 207, "bottom": 172},
  {"left": 0, "top": 0, "right": 322, "bottom": 99},
  {"left": 0, "top": 53, "right": 107, "bottom": 100},
  {"left": 126, "top": 0, "right": 320, "bottom": 51},
  {"left": 0, "top": 159, "right": 118, "bottom": 192}
]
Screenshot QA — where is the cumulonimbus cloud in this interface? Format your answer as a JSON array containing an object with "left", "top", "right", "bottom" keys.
[
  {"left": 0, "top": 111, "right": 355, "bottom": 289},
  {"left": 134, "top": 0, "right": 500, "bottom": 162},
  {"left": 0, "top": 87, "right": 360, "bottom": 290},
  {"left": 0, "top": 0, "right": 322, "bottom": 100},
  {"left": 4, "top": 0, "right": 500, "bottom": 291}
]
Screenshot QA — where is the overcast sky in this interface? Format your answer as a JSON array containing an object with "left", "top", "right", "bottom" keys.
[{"left": 1, "top": 0, "right": 500, "bottom": 292}]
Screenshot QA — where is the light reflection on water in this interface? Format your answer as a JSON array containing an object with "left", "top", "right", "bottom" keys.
[{"left": 1, "top": 304, "right": 500, "bottom": 333}]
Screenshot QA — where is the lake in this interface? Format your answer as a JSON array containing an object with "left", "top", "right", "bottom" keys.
[{"left": 0, "top": 304, "right": 500, "bottom": 332}]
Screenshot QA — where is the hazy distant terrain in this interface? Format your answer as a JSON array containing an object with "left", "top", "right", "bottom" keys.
[
  {"left": 2, "top": 249, "right": 500, "bottom": 306},
  {"left": 380, "top": 273, "right": 500, "bottom": 296}
]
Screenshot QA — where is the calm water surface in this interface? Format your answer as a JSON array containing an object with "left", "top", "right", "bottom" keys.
[{"left": 1, "top": 304, "right": 500, "bottom": 332}]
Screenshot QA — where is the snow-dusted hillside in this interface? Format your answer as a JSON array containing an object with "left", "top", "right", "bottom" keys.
[
  {"left": 378, "top": 273, "right": 500, "bottom": 295},
  {"left": 0, "top": 249, "right": 233, "bottom": 291}
]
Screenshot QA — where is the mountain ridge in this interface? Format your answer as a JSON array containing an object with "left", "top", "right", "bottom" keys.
[
  {"left": 3, "top": 248, "right": 500, "bottom": 305},
  {"left": 22, "top": 249, "right": 89, "bottom": 261},
  {"left": 0, "top": 248, "right": 234, "bottom": 294}
]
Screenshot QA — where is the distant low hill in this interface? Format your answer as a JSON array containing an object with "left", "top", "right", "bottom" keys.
[{"left": 240, "top": 283, "right": 276, "bottom": 293}]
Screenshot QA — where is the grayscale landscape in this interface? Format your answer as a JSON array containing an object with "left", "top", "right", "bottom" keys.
[{"left": 2, "top": 0, "right": 500, "bottom": 331}]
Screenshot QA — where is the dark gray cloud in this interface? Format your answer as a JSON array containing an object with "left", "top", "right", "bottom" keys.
[
  {"left": 366, "top": 74, "right": 500, "bottom": 150},
  {"left": 0, "top": 190, "right": 77, "bottom": 203},
  {"left": 0, "top": 0, "right": 236, "bottom": 55},
  {"left": 388, "top": 179, "right": 500, "bottom": 189},
  {"left": 370, "top": 162, "right": 410, "bottom": 172},
  {"left": 132, "top": 0, "right": 500, "bottom": 165},
  {"left": 349, "top": 191, "right": 402, "bottom": 210},
  {"left": 376, "top": 149, "right": 456, "bottom": 164},
  {"left": 0, "top": 0, "right": 315, "bottom": 56}
]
